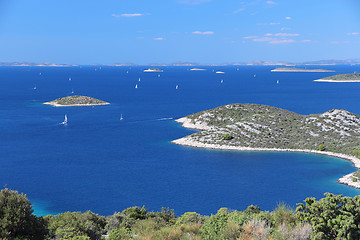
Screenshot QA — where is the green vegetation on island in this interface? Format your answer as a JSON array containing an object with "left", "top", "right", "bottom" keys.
[
  {"left": 173, "top": 103, "right": 360, "bottom": 188},
  {"left": 5, "top": 187, "right": 360, "bottom": 239},
  {"left": 174, "top": 103, "right": 360, "bottom": 155},
  {"left": 143, "top": 68, "right": 163, "bottom": 72},
  {"left": 271, "top": 67, "right": 335, "bottom": 72},
  {"left": 314, "top": 73, "right": 360, "bottom": 82},
  {"left": 43, "top": 95, "right": 110, "bottom": 107}
]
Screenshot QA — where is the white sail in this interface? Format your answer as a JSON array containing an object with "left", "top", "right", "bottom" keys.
[
  {"left": 139, "top": 77, "right": 141, "bottom": 82},
  {"left": 61, "top": 114, "right": 68, "bottom": 125},
  {"left": 135, "top": 84, "right": 138, "bottom": 89},
  {"left": 176, "top": 85, "right": 178, "bottom": 89},
  {"left": 120, "top": 113, "right": 123, "bottom": 121}
]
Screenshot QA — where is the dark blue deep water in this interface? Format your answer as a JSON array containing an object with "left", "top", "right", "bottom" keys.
[{"left": 1, "top": 65, "right": 360, "bottom": 216}]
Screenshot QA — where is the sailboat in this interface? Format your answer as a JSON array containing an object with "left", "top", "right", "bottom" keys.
[
  {"left": 220, "top": 79, "right": 223, "bottom": 84},
  {"left": 176, "top": 85, "right": 179, "bottom": 89},
  {"left": 71, "top": 89, "right": 74, "bottom": 94},
  {"left": 69, "top": 77, "right": 71, "bottom": 81},
  {"left": 158, "top": 74, "right": 160, "bottom": 77},
  {"left": 254, "top": 74, "right": 256, "bottom": 77},
  {"left": 135, "top": 84, "right": 138, "bottom": 89},
  {"left": 33, "top": 85, "right": 37, "bottom": 90},
  {"left": 277, "top": 80, "right": 279, "bottom": 84},
  {"left": 139, "top": 77, "right": 141, "bottom": 82},
  {"left": 120, "top": 113, "right": 123, "bottom": 121},
  {"left": 61, "top": 114, "right": 68, "bottom": 125}
]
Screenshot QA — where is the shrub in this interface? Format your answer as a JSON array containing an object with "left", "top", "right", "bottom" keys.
[
  {"left": 222, "top": 134, "right": 233, "bottom": 140},
  {"left": 0, "top": 188, "right": 47, "bottom": 240},
  {"left": 176, "top": 212, "right": 204, "bottom": 225},
  {"left": 108, "top": 227, "right": 131, "bottom": 240},
  {"left": 296, "top": 193, "right": 360, "bottom": 239},
  {"left": 271, "top": 203, "right": 297, "bottom": 227},
  {"left": 316, "top": 144, "right": 326, "bottom": 151},
  {"left": 46, "top": 211, "right": 106, "bottom": 240},
  {"left": 200, "top": 208, "right": 229, "bottom": 240}
]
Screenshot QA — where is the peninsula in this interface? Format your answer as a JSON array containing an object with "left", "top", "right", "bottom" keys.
[
  {"left": 271, "top": 67, "right": 335, "bottom": 72},
  {"left": 43, "top": 95, "right": 110, "bottom": 107},
  {"left": 314, "top": 73, "right": 360, "bottom": 82},
  {"left": 172, "top": 103, "right": 360, "bottom": 189}
]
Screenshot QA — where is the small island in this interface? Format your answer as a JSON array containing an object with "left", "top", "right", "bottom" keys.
[
  {"left": 143, "top": 68, "right": 163, "bottom": 72},
  {"left": 43, "top": 95, "right": 110, "bottom": 107},
  {"left": 271, "top": 67, "right": 335, "bottom": 72},
  {"left": 190, "top": 68, "right": 206, "bottom": 71},
  {"left": 314, "top": 73, "right": 360, "bottom": 82},
  {"left": 172, "top": 103, "right": 360, "bottom": 189}
]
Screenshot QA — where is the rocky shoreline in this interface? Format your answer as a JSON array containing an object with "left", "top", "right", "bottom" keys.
[{"left": 173, "top": 116, "right": 360, "bottom": 189}]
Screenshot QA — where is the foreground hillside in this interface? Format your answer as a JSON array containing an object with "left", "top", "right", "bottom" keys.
[{"left": 4, "top": 188, "right": 360, "bottom": 239}]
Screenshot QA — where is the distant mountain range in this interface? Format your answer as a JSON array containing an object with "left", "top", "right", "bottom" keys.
[{"left": 1, "top": 59, "right": 359, "bottom": 67}]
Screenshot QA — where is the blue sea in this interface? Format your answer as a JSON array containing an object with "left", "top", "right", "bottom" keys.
[{"left": 1, "top": 65, "right": 360, "bottom": 216}]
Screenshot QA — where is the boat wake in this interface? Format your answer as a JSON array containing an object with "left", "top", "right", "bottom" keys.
[{"left": 156, "top": 117, "right": 173, "bottom": 121}]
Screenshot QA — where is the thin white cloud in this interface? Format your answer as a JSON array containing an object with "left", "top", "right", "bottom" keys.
[
  {"left": 192, "top": 31, "right": 214, "bottom": 35},
  {"left": 285, "top": 17, "right": 291, "bottom": 20},
  {"left": 112, "top": 13, "right": 144, "bottom": 18},
  {"left": 257, "top": 22, "right": 280, "bottom": 26},
  {"left": 281, "top": 27, "right": 291, "bottom": 31},
  {"left": 348, "top": 32, "right": 360, "bottom": 35},
  {"left": 269, "top": 39, "right": 294, "bottom": 44},
  {"left": 178, "top": 0, "right": 211, "bottom": 5},
  {"left": 234, "top": 1, "right": 260, "bottom": 14},
  {"left": 274, "top": 33, "right": 300, "bottom": 37},
  {"left": 266, "top": 1, "right": 276, "bottom": 5},
  {"left": 243, "top": 36, "right": 257, "bottom": 39},
  {"left": 301, "top": 40, "right": 311, "bottom": 42},
  {"left": 249, "top": 36, "right": 297, "bottom": 44},
  {"left": 253, "top": 37, "right": 272, "bottom": 42},
  {"left": 153, "top": 38, "right": 164, "bottom": 40},
  {"left": 265, "top": 33, "right": 272, "bottom": 36}
]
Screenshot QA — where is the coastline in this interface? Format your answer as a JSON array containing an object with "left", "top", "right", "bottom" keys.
[
  {"left": 43, "top": 102, "right": 110, "bottom": 107},
  {"left": 271, "top": 70, "right": 335, "bottom": 72},
  {"left": 314, "top": 79, "right": 360, "bottom": 82},
  {"left": 173, "top": 117, "right": 360, "bottom": 189}
]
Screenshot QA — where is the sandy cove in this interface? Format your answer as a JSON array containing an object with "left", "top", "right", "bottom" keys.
[{"left": 173, "top": 117, "right": 360, "bottom": 189}]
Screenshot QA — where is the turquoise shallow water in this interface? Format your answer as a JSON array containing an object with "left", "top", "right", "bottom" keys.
[{"left": 0, "top": 65, "right": 360, "bottom": 216}]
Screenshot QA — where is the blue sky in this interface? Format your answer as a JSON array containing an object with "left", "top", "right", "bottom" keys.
[{"left": 0, "top": 0, "right": 359, "bottom": 64}]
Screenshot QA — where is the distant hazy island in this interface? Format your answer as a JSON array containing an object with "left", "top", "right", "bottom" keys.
[
  {"left": 271, "top": 67, "right": 335, "bottom": 72},
  {"left": 314, "top": 73, "right": 360, "bottom": 82},
  {"left": 43, "top": 95, "right": 110, "bottom": 107},
  {"left": 172, "top": 103, "right": 360, "bottom": 189},
  {"left": 143, "top": 68, "right": 163, "bottom": 72}
]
